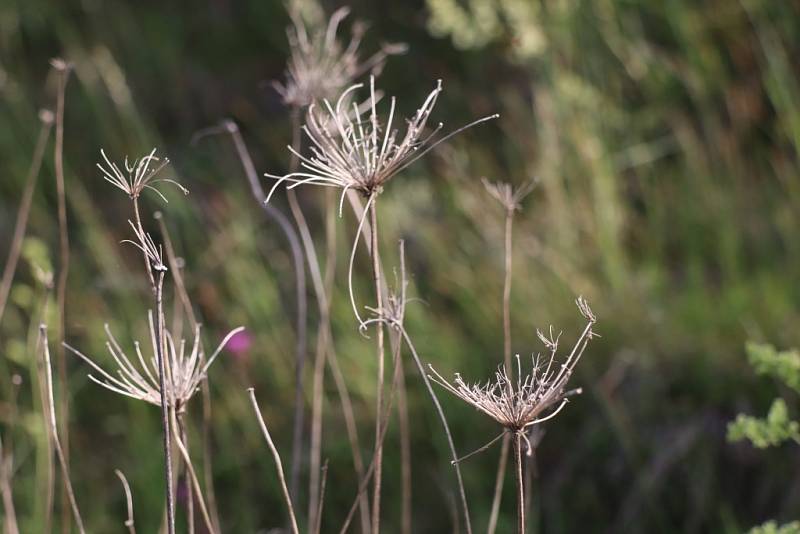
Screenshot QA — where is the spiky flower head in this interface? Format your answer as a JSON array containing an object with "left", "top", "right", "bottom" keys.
[
  {"left": 430, "top": 298, "right": 597, "bottom": 433},
  {"left": 266, "top": 76, "right": 499, "bottom": 205},
  {"left": 482, "top": 177, "right": 536, "bottom": 213},
  {"left": 274, "top": 6, "right": 406, "bottom": 108},
  {"left": 123, "top": 220, "right": 167, "bottom": 272},
  {"left": 97, "top": 148, "right": 187, "bottom": 201},
  {"left": 66, "top": 313, "right": 243, "bottom": 413}
]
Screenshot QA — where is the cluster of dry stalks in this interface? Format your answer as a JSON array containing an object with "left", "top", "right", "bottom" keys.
[{"left": 0, "top": 5, "right": 598, "bottom": 534}]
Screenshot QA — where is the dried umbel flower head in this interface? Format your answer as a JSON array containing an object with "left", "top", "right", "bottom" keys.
[
  {"left": 97, "top": 148, "right": 187, "bottom": 201},
  {"left": 123, "top": 220, "right": 167, "bottom": 272},
  {"left": 65, "top": 313, "right": 243, "bottom": 413},
  {"left": 266, "top": 76, "right": 499, "bottom": 205},
  {"left": 430, "top": 298, "right": 597, "bottom": 439},
  {"left": 274, "top": 6, "right": 406, "bottom": 108},
  {"left": 482, "top": 177, "right": 536, "bottom": 213}
]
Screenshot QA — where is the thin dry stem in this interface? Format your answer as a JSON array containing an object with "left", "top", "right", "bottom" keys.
[
  {"left": 514, "top": 432, "right": 525, "bottom": 534},
  {"left": 38, "top": 325, "right": 85, "bottom": 534},
  {"left": 172, "top": 412, "right": 215, "bottom": 533},
  {"left": 338, "top": 313, "right": 407, "bottom": 534},
  {"left": 0, "top": 110, "right": 53, "bottom": 326},
  {"left": 397, "top": 355, "right": 412, "bottom": 534},
  {"left": 247, "top": 388, "right": 300, "bottom": 534},
  {"left": 369, "top": 199, "right": 387, "bottom": 534},
  {"left": 0, "top": 434, "right": 19, "bottom": 534},
  {"left": 51, "top": 60, "right": 72, "bottom": 534},
  {"left": 154, "top": 273, "right": 176, "bottom": 534},
  {"left": 313, "top": 460, "right": 329, "bottom": 534},
  {"left": 286, "top": 107, "right": 310, "bottom": 508},
  {"left": 486, "top": 435, "right": 509, "bottom": 534},
  {"left": 114, "top": 470, "right": 137, "bottom": 534}
]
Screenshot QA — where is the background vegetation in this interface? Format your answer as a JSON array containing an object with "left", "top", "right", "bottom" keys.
[{"left": 1, "top": 0, "right": 800, "bottom": 531}]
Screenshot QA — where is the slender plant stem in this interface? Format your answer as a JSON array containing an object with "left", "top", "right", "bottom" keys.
[
  {"left": 115, "top": 470, "right": 137, "bottom": 534},
  {"left": 313, "top": 460, "right": 329, "bottom": 534},
  {"left": 178, "top": 416, "right": 195, "bottom": 534},
  {"left": 514, "top": 432, "right": 525, "bottom": 534},
  {"left": 156, "top": 212, "right": 223, "bottom": 532},
  {"left": 338, "top": 322, "right": 406, "bottom": 534},
  {"left": 392, "top": 326, "right": 473, "bottom": 534},
  {"left": 154, "top": 272, "right": 176, "bottom": 534},
  {"left": 486, "top": 435, "right": 510, "bottom": 534},
  {"left": 0, "top": 111, "right": 53, "bottom": 326},
  {"left": 217, "top": 118, "right": 308, "bottom": 508},
  {"left": 247, "top": 388, "right": 300, "bottom": 534},
  {"left": 397, "top": 357, "right": 412, "bottom": 534},
  {"left": 173, "top": 412, "right": 215, "bottom": 534},
  {"left": 38, "top": 326, "right": 85, "bottom": 534},
  {"left": 286, "top": 107, "right": 310, "bottom": 506},
  {"left": 223, "top": 115, "right": 368, "bottom": 531},
  {"left": 502, "top": 210, "right": 513, "bottom": 375},
  {"left": 368, "top": 199, "right": 387, "bottom": 534},
  {"left": 308, "top": 310, "right": 328, "bottom": 530},
  {"left": 488, "top": 208, "right": 515, "bottom": 534},
  {"left": 0, "top": 436, "right": 19, "bottom": 534},
  {"left": 52, "top": 61, "right": 72, "bottom": 534}
]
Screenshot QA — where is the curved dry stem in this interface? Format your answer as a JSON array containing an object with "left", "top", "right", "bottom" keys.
[
  {"left": 114, "top": 470, "right": 137, "bottom": 534},
  {"left": 247, "top": 388, "right": 300, "bottom": 534}
]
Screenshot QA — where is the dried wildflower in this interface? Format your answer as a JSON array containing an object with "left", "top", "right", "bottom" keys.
[
  {"left": 65, "top": 314, "right": 243, "bottom": 412},
  {"left": 274, "top": 6, "right": 406, "bottom": 108},
  {"left": 97, "top": 148, "right": 187, "bottom": 201},
  {"left": 123, "top": 220, "right": 167, "bottom": 272},
  {"left": 430, "top": 298, "right": 597, "bottom": 438},
  {"left": 482, "top": 177, "right": 536, "bottom": 213},
  {"left": 266, "top": 76, "right": 499, "bottom": 204}
]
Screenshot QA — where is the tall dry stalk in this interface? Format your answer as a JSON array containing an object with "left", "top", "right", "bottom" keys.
[
  {"left": 247, "top": 388, "right": 300, "bottom": 534},
  {"left": 50, "top": 59, "right": 72, "bottom": 534},
  {"left": 0, "top": 109, "right": 53, "bottom": 326},
  {"left": 37, "top": 325, "right": 85, "bottom": 534},
  {"left": 367, "top": 198, "right": 387, "bottom": 533},
  {"left": 482, "top": 178, "right": 534, "bottom": 534},
  {"left": 0, "top": 374, "right": 22, "bottom": 534}
]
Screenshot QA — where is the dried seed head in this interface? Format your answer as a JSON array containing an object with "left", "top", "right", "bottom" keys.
[
  {"left": 430, "top": 297, "right": 597, "bottom": 432},
  {"left": 123, "top": 220, "right": 167, "bottom": 272},
  {"left": 274, "top": 6, "right": 406, "bottom": 108},
  {"left": 266, "top": 76, "right": 499, "bottom": 204},
  {"left": 482, "top": 177, "right": 536, "bottom": 213},
  {"left": 97, "top": 148, "right": 187, "bottom": 201},
  {"left": 66, "top": 314, "right": 243, "bottom": 412}
]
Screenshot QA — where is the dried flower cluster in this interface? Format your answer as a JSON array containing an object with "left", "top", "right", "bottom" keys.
[
  {"left": 97, "top": 148, "right": 186, "bottom": 201},
  {"left": 430, "top": 298, "right": 597, "bottom": 434},
  {"left": 66, "top": 313, "right": 243, "bottom": 412},
  {"left": 266, "top": 76, "right": 499, "bottom": 204},
  {"left": 274, "top": 7, "right": 406, "bottom": 108}
]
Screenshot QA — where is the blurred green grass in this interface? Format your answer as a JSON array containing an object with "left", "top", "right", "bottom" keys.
[{"left": 1, "top": 0, "right": 800, "bottom": 532}]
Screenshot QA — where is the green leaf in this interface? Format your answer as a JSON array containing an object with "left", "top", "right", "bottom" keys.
[
  {"left": 749, "top": 520, "right": 800, "bottom": 534},
  {"left": 727, "top": 398, "right": 800, "bottom": 448},
  {"left": 747, "top": 343, "right": 800, "bottom": 394}
]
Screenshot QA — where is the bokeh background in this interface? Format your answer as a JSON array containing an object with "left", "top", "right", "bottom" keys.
[{"left": 2, "top": 0, "right": 800, "bottom": 532}]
